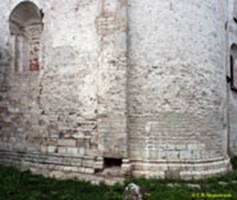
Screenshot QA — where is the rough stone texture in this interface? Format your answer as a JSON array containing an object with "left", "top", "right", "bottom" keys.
[
  {"left": 228, "top": 0, "right": 237, "bottom": 156},
  {"left": 0, "top": 0, "right": 234, "bottom": 182},
  {"left": 127, "top": 0, "right": 230, "bottom": 178},
  {"left": 96, "top": 0, "right": 128, "bottom": 159}
]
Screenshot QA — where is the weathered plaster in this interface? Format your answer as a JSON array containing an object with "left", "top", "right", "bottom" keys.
[{"left": 0, "top": 0, "right": 234, "bottom": 183}]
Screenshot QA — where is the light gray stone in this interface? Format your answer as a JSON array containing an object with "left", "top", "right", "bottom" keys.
[
  {"left": 124, "top": 183, "right": 142, "bottom": 200},
  {"left": 0, "top": 0, "right": 233, "bottom": 183}
]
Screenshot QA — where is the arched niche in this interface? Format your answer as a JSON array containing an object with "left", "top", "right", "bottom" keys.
[{"left": 9, "top": 1, "right": 43, "bottom": 72}]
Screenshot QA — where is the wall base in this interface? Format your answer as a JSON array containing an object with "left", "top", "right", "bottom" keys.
[
  {"left": 131, "top": 159, "right": 232, "bottom": 180},
  {"left": 0, "top": 148, "right": 232, "bottom": 184}
]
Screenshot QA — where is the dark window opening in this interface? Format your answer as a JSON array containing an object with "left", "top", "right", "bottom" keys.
[
  {"left": 230, "top": 44, "right": 237, "bottom": 92},
  {"left": 104, "top": 158, "right": 122, "bottom": 168}
]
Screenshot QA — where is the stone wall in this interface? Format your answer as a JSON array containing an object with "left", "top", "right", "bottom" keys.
[
  {"left": 228, "top": 0, "right": 237, "bottom": 156},
  {"left": 127, "top": 0, "right": 230, "bottom": 178},
  {"left": 0, "top": 0, "right": 233, "bottom": 182},
  {"left": 0, "top": 0, "right": 105, "bottom": 179}
]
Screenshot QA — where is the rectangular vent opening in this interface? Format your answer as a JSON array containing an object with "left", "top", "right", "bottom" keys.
[{"left": 104, "top": 157, "right": 122, "bottom": 168}]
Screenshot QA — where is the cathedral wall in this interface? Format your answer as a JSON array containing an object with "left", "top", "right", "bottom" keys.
[
  {"left": 127, "top": 0, "right": 230, "bottom": 179},
  {"left": 0, "top": 0, "right": 104, "bottom": 177},
  {"left": 228, "top": 0, "right": 237, "bottom": 156},
  {"left": 0, "top": 0, "right": 233, "bottom": 181}
]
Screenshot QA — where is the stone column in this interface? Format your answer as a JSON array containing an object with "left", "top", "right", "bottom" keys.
[{"left": 96, "top": 0, "right": 129, "bottom": 164}]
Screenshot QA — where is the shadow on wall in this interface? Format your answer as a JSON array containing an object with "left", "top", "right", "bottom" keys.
[
  {"left": 0, "top": 47, "right": 11, "bottom": 92},
  {"left": 0, "top": 47, "right": 11, "bottom": 66}
]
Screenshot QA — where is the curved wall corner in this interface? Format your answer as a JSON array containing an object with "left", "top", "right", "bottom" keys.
[
  {"left": 228, "top": 0, "right": 237, "bottom": 157},
  {"left": 127, "top": 0, "right": 231, "bottom": 179}
]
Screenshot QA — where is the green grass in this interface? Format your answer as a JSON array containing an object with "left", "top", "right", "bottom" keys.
[{"left": 0, "top": 164, "right": 237, "bottom": 200}]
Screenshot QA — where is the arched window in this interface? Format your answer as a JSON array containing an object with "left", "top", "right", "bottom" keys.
[
  {"left": 9, "top": 1, "right": 43, "bottom": 72},
  {"left": 230, "top": 44, "right": 237, "bottom": 92}
]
